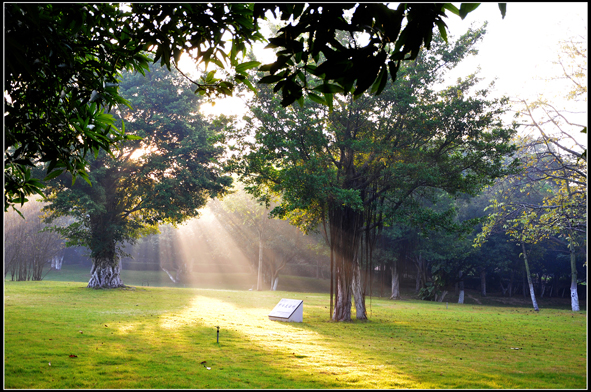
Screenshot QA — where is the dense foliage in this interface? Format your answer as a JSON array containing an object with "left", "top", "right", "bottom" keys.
[
  {"left": 5, "top": 3, "right": 263, "bottom": 213},
  {"left": 43, "top": 64, "right": 231, "bottom": 288},
  {"left": 253, "top": 3, "right": 505, "bottom": 106},
  {"left": 5, "top": 3, "right": 494, "bottom": 214}
]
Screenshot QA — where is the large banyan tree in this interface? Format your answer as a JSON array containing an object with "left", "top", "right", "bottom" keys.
[
  {"left": 43, "top": 63, "right": 231, "bottom": 288},
  {"left": 228, "top": 25, "right": 519, "bottom": 321}
]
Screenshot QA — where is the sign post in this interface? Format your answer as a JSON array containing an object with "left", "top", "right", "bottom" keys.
[{"left": 268, "top": 299, "right": 303, "bottom": 322}]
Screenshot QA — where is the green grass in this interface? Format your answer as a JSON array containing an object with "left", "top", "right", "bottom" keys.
[
  {"left": 4, "top": 280, "right": 587, "bottom": 389},
  {"left": 43, "top": 264, "right": 332, "bottom": 292}
]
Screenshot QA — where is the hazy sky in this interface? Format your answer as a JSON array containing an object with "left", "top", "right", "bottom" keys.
[
  {"left": 440, "top": 3, "right": 587, "bottom": 100},
  {"left": 196, "top": 3, "right": 587, "bottom": 142}
]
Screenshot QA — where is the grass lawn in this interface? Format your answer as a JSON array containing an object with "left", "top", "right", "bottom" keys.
[
  {"left": 42, "top": 264, "right": 332, "bottom": 293},
  {"left": 4, "top": 279, "right": 587, "bottom": 389}
]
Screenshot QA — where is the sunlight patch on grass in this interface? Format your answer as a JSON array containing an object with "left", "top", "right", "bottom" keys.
[{"left": 145, "top": 294, "right": 418, "bottom": 388}]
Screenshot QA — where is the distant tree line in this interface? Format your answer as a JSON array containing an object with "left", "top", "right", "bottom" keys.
[{"left": 4, "top": 198, "right": 65, "bottom": 281}]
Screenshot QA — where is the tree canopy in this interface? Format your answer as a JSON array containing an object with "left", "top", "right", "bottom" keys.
[
  {"left": 5, "top": 3, "right": 501, "bottom": 214},
  {"left": 42, "top": 63, "right": 231, "bottom": 288},
  {"left": 253, "top": 3, "right": 505, "bottom": 106}
]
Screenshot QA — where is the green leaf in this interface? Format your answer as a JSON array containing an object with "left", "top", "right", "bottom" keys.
[
  {"left": 312, "top": 83, "right": 344, "bottom": 94},
  {"left": 173, "top": 48, "right": 183, "bottom": 65},
  {"left": 459, "top": 3, "right": 480, "bottom": 20},
  {"left": 324, "top": 92, "right": 334, "bottom": 110},
  {"left": 258, "top": 63, "right": 274, "bottom": 72},
  {"left": 205, "top": 70, "right": 217, "bottom": 83},
  {"left": 498, "top": 3, "right": 506, "bottom": 19},
  {"left": 371, "top": 66, "right": 388, "bottom": 95},
  {"left": 435, "top": 20, "right": 448, "bottom": 43},
  {"left": 296, "top": 95, "right": 304, "bottom": 108},
  {"left": 78, "top": 170, "right": 92, "bottom": 187},
  {"left": 259, "top": 74, "right": 284, "bottom": 84},
  {"left": 210, "top": 57, "right": 226, "bottom": 70},
  {"left": 235, "top": 61, "right": 261, "bottom": 74},
  {"left": 441, "top": 3, "right": 460, "bottom": 16},
  {"left": 238, "top": 76, "right": 257, "bottom": 94},
  {"left": 307, "top": 92, "right": 326, "bottom": 105},
  {"left": 43, "top": 169, "right": 65, "bottom": 182},
  {"left": 296, "top": 71, "right": 306, "bottom": 86}
]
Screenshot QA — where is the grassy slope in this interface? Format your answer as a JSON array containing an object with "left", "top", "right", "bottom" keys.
[{"left": 4, "top": 280, "right": 587, "bottom": 389}]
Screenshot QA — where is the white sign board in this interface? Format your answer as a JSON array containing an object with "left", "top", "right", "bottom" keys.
[{"left": 268, "top": 299, "right": 303, "bottom": 322}]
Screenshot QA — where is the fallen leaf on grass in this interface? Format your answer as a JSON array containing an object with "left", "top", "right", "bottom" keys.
[{"left": 69, "top": 354, "right": 78, "bottom": 358}]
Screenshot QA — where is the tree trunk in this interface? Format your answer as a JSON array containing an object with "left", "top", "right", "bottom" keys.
[
  {"left": 88, "top": 259, "right": 124, "bottom": 288},
  {"left": 333, "top": 267, "right": 352, "bottom": 321},
  {"left": 458, "top": 270, "right": 465, "bottom": 304},
  {"left": 390, "top": 260, "right": 401, "bottom": 300},
  {"left": 569, "top": 239, "right": 580, "bottom": 311},
  {"left": 271, "top": 276, "right": 279, "bottom": 291},
  {"left": 480, "top": 268, "right": 487, "bottom": 297},
  {"left": 329, "top": 205, "right": 362, "bottom": 322},
  {"left": 257, "top": 231, "right": 263, "bottom": 291},
  {"left": 437, "top": 290, "right": 448, "bottom": 302},
  {"left": 414, "top": 254, "right": 427, "bottom": 293},
  {"left": 161, "top": 267, "right": 179, "bottom": 283},
  {"left": 500, "top": 278, "right": 508, "bottom": 296},
  {"left": 330, "top": 239, "right": 334, "bottom": 319},
  {"left": 521, "top": 243, "right": 539, "bottom": 312},
  {"left": 352, "top": 262, "right": 367, "bottom": 320}
]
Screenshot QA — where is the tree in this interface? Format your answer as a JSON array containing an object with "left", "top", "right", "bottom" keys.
[
  {"left": 228, "top": 26, "right": 518, "bottom": 321},
  {"left": 5, "top": 3, "right": 500, "bottom": 213},
  {"left": 5, "top": 3, "right": 264, "bottom": 213},
  {"left": 380, "top": 191, "right": 481, "bottom": 303},
  {"left": 479, "top": 33, "right": 587, "bottom": 311},
  {"left": 477, "top": 138, "right": 586, "bottom": 310},
  {"left": 209, "top": 183, "right": 315, "bottom": 291},
  {"left": 42, "top": 63, "right": 232, "bottom": 288},
  {"left": 518, "top": 36, "right": 587, "bottom": 311},
  {"left": 4, "top": 197, "right": 65, "bottom": 281}
]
